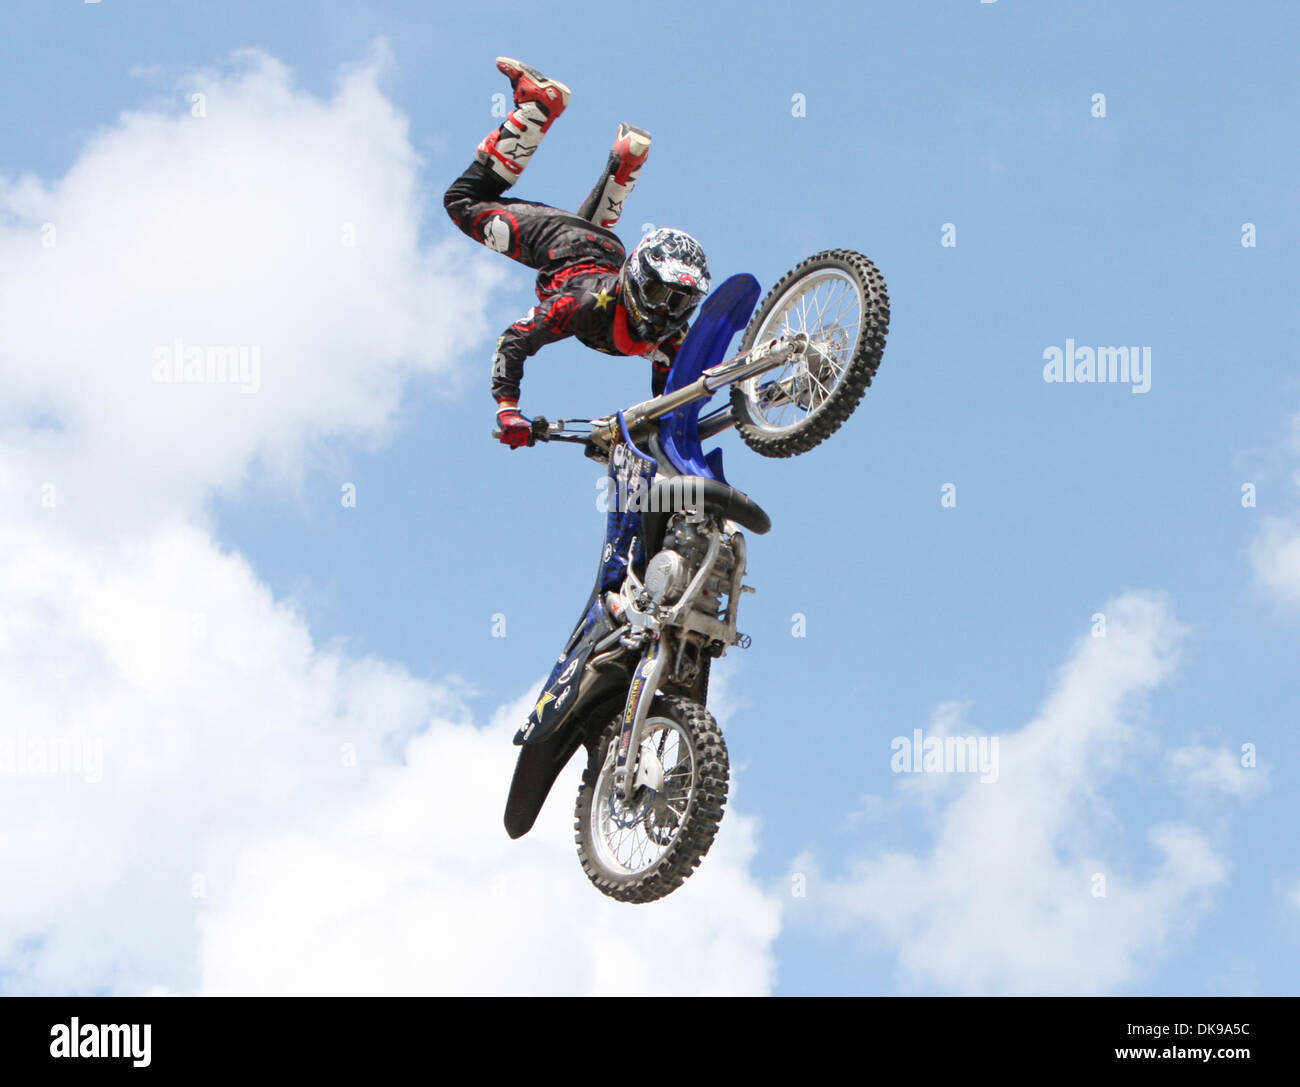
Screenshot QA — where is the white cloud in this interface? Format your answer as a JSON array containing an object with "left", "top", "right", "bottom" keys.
[
  {"left": 191, "top": 690, "right": 779, "bottom": 997},
  {"left": 809, "top": 593, "right": 1227, "bottom": 995},
  {"left": 0, "top": 44, "right": 500, "bottom": 529},
  {"left": 0, "top": 48, "right": 781, "bottom": 996},
  {"left": 0, "top": 519, "right": 779, "bottom": 996},
  {"left": 1168, "top": 744, "right": 1266, "bottom": 799},
  {"left": 1248, "top": 413, "right": 1300, "bottom": 606},
  {"left": 1250, "top": 520, "right": 1300, "bottom": 606}
]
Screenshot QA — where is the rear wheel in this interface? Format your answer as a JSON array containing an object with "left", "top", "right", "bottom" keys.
[
  {"left": 574, "top": 695, "right": 728, "bottom": 903},
  {"left": 730, "top": 249, "right": 889, "bottom": 457}
]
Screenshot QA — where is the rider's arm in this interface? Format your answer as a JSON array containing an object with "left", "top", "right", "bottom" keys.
[
  {"left": 649, "top": 329, "right": 687, "bottom": 396},
  {"left": 490, "top": 295, "right": 582, "bottom": 403}
]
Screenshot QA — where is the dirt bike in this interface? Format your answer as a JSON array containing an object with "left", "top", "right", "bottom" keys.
[{"left": 498, "top": 250, "right": 889, "bottom": 902}]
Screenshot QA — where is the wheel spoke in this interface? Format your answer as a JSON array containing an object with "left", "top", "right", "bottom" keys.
[
  {"left": 590, "top": 718, "right": 697, "bottom": 876},
  {"left": 740, "top": 268, "right": 865, "bottom": 435}
]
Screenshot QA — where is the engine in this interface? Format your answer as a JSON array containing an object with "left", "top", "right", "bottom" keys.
[
  {"left": 644, "top": 516, "right": 737, "bottom": 614},
  {"left": 644, "top": 547, "right": 688, "bottom": 604}
]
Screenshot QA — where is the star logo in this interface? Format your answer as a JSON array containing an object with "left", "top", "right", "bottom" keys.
[
  {"left": 533, "top": 690, "right": 555, "bottom": 718},
  {"left": 594, "top": 289, "right": 615, "bottom": 311}
]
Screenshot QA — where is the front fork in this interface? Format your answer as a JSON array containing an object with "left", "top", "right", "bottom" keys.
[{"left": 612, "top": 637, "right": 668, "bottom": 802}]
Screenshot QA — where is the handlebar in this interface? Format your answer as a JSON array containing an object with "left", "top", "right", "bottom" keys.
[
  {"left": 490, "top": 415, "right": 591, "bottom": 446},
  {"left": 488, "top": 331, "right": 807, "bottom": 451}
]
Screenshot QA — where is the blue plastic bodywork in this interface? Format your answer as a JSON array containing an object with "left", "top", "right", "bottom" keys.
[
  {"left": 514, "top": 275, "right": 759, "bottom": 747},
  {"left": 657, "top": 273, "right": 760, "bottom": 485},
  {"left": 599, "top": 413, "right": 657, "bottom": 593}
]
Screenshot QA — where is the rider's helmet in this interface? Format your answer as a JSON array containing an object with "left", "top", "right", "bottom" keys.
[{"left": 619, "top": 227, "right": 711, "bottom": 343}]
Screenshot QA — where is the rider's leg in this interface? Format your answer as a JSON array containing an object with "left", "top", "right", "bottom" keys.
[
  {"left": 444, "top": 162, "right": 521, "bottom": 256},
  {"left": 577, "top": 122, "right": 652, "bottom": 229},
  {"left": 443, "top": 58, "right": 577, "bottom": 267},
  {"left": 444, "top": 159, "right": 624, "bottom": 279},
  {"left": 476, "top": 57, "right": 571, "bottom": 186}
]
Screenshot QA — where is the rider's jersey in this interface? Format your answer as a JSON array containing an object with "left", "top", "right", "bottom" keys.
[
  {"left": 443, "top": 166, "right": 685, "bottom": 403},
  {"left": 491, "top": 264, "right": 685, "bottom": 404}
]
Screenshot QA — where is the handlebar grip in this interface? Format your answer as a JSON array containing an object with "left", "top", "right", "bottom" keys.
[
  {"left": 493, "top": 415, "right": 551, "bottom": 446},
  {"left": 490, "top": 423, "right": 541, "bottom": 446}
]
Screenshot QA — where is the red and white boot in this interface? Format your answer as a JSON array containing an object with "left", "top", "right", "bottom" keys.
[
  {"left": 476, "top": 57, "right": 572, "bottom": 186},
  {"left": 578, "top": 122, "right": 652, "bottom": 228}
]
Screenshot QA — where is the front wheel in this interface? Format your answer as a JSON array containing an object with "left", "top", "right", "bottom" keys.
[
  {"left": 574, "top": 695, "right": 728, "bottom": 903},
  {"left": 730, "top": 249, "right": 889, "bottom": 457}
]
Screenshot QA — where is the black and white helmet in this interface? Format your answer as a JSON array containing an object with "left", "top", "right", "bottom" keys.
[{"left": 620, "top": 227, "right": 710, "bottom": 342}]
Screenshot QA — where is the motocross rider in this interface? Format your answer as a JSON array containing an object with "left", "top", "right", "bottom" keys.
[{"left": 444, "top": 58, "right": 712, "bottom": 448}]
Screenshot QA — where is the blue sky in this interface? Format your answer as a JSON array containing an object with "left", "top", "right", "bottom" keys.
[{"left": 2, "top": 0, "right": 1298, "bottom": 995}]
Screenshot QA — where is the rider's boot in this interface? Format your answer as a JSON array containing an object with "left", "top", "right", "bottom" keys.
[
  {"left": 577, "top": 122, "right": 652, "bottom": 228},
  {"left": 476, "top": 57, "right": 572, "bottom": 186}
]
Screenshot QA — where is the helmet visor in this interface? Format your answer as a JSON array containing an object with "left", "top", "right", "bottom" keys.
[{"left": 642, "top": 279, "right": 702, "bottom": 317}]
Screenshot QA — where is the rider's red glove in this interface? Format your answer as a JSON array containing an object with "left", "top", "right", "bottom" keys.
[{"left": 496, "top": 401, "right": 533, "bottom": 449}]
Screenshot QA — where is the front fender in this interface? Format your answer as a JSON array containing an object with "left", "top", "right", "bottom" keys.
[
  {"left": 503, "top": 678, "right": 626, "bottom": 839},
  {"left": 504, "top": 723, "right": 586, "bottom": 840}
]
